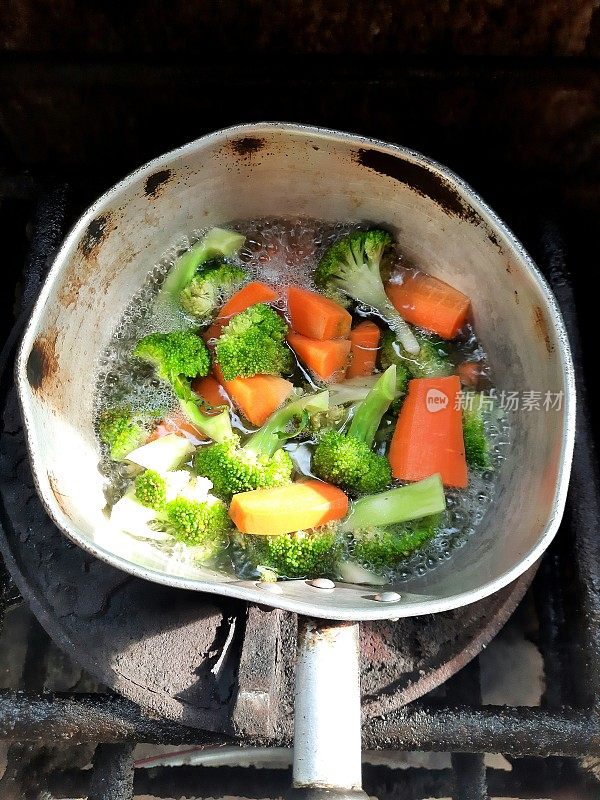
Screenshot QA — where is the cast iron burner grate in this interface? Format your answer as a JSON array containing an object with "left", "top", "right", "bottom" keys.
[{"left": 0, "top": 180, "right": 599, "bottom": 799}]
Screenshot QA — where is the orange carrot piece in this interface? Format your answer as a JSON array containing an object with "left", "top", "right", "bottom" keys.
[
  {"left": 213, "top": 365, "right": 293, "bottom": 426},
  {"left": 191, "top": 376, "right": 232, "bottom": 409},
  {"left": 204, "top": 281, "right": 279, "bottom": 341},
  {"left": 287, "top": 286, "right": 352, "bottom": 340},
  {"left": 386, "top": 272, "right": 470, "bottom": 339},
  {"left": 457, "top": 361, "right": 482, "bottom": 389},
  {"left": 229, "top": 479, "right": 349, "bottom": 535},
  {"left": 389, "top": 375, "right": 467, "bottom": 488},
  {"left": 147, "top": 410, "right": 207, "bottom": 445},
  {"left": 346, "top": 321, "right": 381, "bottom": 378},
  {"left": 287, "top": 332, "right": 351, "bottom": 383}
]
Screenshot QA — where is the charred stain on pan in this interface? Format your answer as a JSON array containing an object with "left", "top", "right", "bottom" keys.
[
  {"left": 533, "top": 305, "right": 555, "bottom": 354},
  {"left": 229, "top": 137, "right": 266, "bottom": 157},
  {"left": 144, "top": 169, "right": 172, "bottom": 198},
  {"left": 79, "top": 213, "right": 112, "bottom": 257},
  {"left": 27, "top": 331, "right": 58, "bottom": 390},
  {"left": 354, "top": 149, "right": 479, "bottom": 224}
]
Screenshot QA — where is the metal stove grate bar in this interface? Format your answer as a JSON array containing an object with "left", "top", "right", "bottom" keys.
[{"left": 0, "top": 185, "right": 599, "bottom": 799}]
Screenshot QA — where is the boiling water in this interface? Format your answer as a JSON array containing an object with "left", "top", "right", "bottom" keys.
[{"left": 95, "top": 218, "right": 511, "bottom": 582}]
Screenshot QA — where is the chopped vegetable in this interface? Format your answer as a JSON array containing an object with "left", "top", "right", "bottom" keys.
[
  {"left": 353, "top": 514, "right": 442, "bottom": 570},
  {"left": 191, "top": 375, "right": 231, "bottom": 409},
  {"left": 347, "top": 321, "right": 381, "bottom": 378},
  {"left": 386, "top": 271, "right": 470, "bottom": 339},
  {"left": 229, "top": 479, "right": 349, "bottom": 536},
  {"left": 287, "top": 332, "right": 351, "bottom": 382},
  {"left": 287, "top": 286, "right": 352, "bottom": 340},
  {"left": 341, "top": 474, "right": 446, "bottom": 532},
  {"left": 380, "top": 329, "right": 452, "bottom": 382},
  {"left": 160, "top": 227, "right": 245, "bottom": 300},
  {"left": 134, "top": 469, "right": 167, "bottom": 511},
  {"left": 215, "top": 303, "right": 293, "bottom": 380},
  {"left": 194, "top": 391, "right": 329, "bottom": 498},
  {"left": 133, "top": 329, "right": 210, "bottom": 385},
  {"left": 312, "top": 366, "right": 396, "bottom": 495},
  {"left": 337, "top": 560, "right": 387, "bottom": 586},
  {"left": 315, "top": 229, "right": 420, "bottom": 354},
  {"left": 110, "top": 485, "right": 169, "bottom": 541},
  {"left": 214, "top": 367, "right": 294, "bottom": 426},
  {"left": 243, "top": 523, "right": 343, "bottom": 579},
  {"left": 126, "top": 433, "right": 194, "bottom": 472},
  {"left": 204, "top": 281, "right": 279, "bottom": 341},
  {"left": 98, "top": 407, "right": 146, "bottom": 461},
  {"left": 389, "top": 376, "right": 468, "bottom": 488},
  {"left": 327, "top": 375, "right": 382, "bottom": 405},
  {"left": 462, "top": 392, "right": 492, "bottom": 470},
  {"left": 457, "top": 361, "right": 483, "bottom": 388},
  {"left": 147, "top": 409, "right": 207, "bottom": 445},
  {"left": 133, "top": 330, "right": 233, "bottom": 442},
  {"left": 180, "top": 259, "right": 246, "bottom": 319},
  {"left": 164, "top": 496, "right": 230, "bottom": 551}
]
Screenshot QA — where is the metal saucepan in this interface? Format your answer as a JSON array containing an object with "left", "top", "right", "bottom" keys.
[{"left": 15, "top": 123, "right": 575, "bottom": 798}]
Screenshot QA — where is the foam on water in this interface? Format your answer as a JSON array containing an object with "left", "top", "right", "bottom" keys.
[{"left": 95, "top": 217, "right": 510, "bottom": 584}]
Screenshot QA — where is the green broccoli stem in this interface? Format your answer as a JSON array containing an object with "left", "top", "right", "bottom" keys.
[
  {"left": 161, "top": 228, "right": 245, "bottom": 296},
  {"left": 347, "top": 366, "right": 396, "bottom": 447},
  {"left": 179, "top": 399, "right": 233, "bottom": 443},
  {"left": 380, "top": 298, "right": 420, "bottom": 355},
  {"left": 341, "top": 473, "right": 446, "bottom": 533},
  {"left": 246, "top": 391, "right": 329, "bottom": 459},
  {"left": 171, "top": 375, "right": 233, "bottom": 443}
]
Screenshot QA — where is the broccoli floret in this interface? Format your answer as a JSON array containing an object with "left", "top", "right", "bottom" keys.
[
  {"left": 133, "top": 330, "right": 210, "bottom": 384},
  {"left": 313, "top": 431, "right": 392, "bottom": 495},
  {"left": 98, "top": 407, "right": 146, "bottom": 461},
  {"left": 133, "top": 330, "right": 233, "bottom": 442},
  {"left": 160, "top": 227, "right": 246, "bottom": 301},
  {"left": 194, "top": 439, "right": 293, "bottom": 497},
  {"left": 215, "top": 303, "right": 293, "bottom": 380},
  {"left": 312, "top": 367, "right": 396, "bottom": 494},
  {"left": 164, "top": 496, "right": 230, "bottom": 548},
  {"left": 180, "top": 259, "right": 246, "bottom": 319},
  {"left": 463, "top": 392, "right": 492, "bottom": 470},
  {"left": 195, "top": 390, "right": 329, "bottom": 496},
  {"left": 315, "top": 230, "right": 420, "bottom": 355},
  {"left": 353, "top": 514, "right": 441, "bottom": 570},
  {"left": 245, "top": 524, "right": 343, "bottom": 579},
  {"left": 380, "top": 329, "right": 451, "bottom": 381},
  {"left": 134, "top": 469, "right": 167, "bottom": 511},
  {"left": 194, "top": 391, "right": 329, "bottom": 497}
]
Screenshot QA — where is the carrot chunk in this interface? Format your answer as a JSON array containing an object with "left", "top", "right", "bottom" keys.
[
  {"left": 287, "top": 286, "right": 352, "bottom": 340},
  {"left": 147, "top": 410, "right": 207, "bottom": 445},
  {"left": 229, "top": 479, "right": 349, "bottom": 535},
  {"left": 204, "top": 281, "right": 279, "bottom": 341},
  {"left": 457, "top": 361, "right": 482, "bottom": 389},
  {"left": 389, "top": 375, "right": 468, "bottom": 488},
  {"left": 346, "top": 321, "right": 381, "bottom": 378},
  {"left": 191, "top": 376, "right": 231, "bottom": 409},
  {"left": 213, "top": 365, "right": 293, "bottom": 426},
  {"left": 287, "top": 332, "right": 351, "bottom": 383},
  {"left": 386, "top": 272, "right": 470, "bottom": 339}
]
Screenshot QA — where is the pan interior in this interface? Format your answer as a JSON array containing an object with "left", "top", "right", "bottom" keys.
[{"left": 15, "top": 124, "right": 574, "bottom": 620}]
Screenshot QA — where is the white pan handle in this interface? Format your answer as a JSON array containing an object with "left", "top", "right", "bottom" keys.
[{"left": 286, "top": 616, "right": 371, "bottom": 800}]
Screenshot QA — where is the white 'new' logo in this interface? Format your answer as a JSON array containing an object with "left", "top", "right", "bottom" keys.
[{"left": 426, "top": 388, "right": 448, "bottom": 413}]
